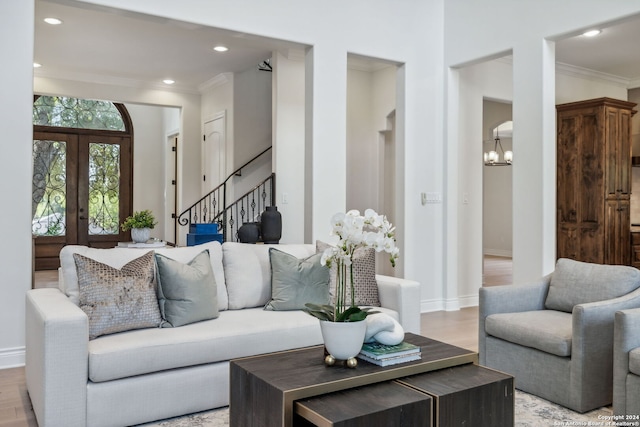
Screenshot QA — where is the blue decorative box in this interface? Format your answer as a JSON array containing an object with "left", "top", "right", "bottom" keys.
[
  {"left": 189, "top": 223, "right": 219, "bottom": 234},
  {"left": 187, "top": 233, "right": 223, "bottom": 246}
]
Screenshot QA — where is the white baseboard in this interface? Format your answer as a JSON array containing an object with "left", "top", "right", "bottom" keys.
[
  {"left": 421, "top": 299, "right": 445, "bottom": 312},
  {"left": 483, "top": 249, "right": 513, "bottom": 258},
  {"left": 0, "top": 347, "right": 25, "bottom": 369},
  {"left": 421, "top": 296, "right": 478, "bottom": 313}
]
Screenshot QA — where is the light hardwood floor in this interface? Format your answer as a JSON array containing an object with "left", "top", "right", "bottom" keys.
[{"left": 1, "top": 258, "right": 511, "bottom": 426}]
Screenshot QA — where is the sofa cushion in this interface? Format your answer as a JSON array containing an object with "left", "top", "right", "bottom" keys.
[
  {"left": 545, "top": 258, "right": 640, "bottom": 313},
  {"left": 630, "top": 348, "right": 640, "bottom": 376},
  {"left": 60, "top": 241, "right": 227, "bottom": 310},
  {"left": 222, "top": 242, "right": 314, "bottom": 309},
  {"left": 87, "top": 305, "right": 402, "bottom": 383},
  {"left": 317, "top": 241, "right": 380, "bottom": 307},
  {"left": 74, "top": 251, "right": 161, "bottom": 339},
  {"left": 264, "top": 248, "right": 330, "bottom": 311},
  {"left": 87, "top": 308, "right": 319, "bottom": 382},
  {"left": 485, "top": 310, "right": 573, "bottom": 357},
  {"left": 155, "top": 250, "right": 219, "bottom": 327}
]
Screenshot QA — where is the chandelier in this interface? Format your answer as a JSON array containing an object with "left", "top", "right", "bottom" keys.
[{"left": 483, "top": 127, "right": 513, "bottom": 166}]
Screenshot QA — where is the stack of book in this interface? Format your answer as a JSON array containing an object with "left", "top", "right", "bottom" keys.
[{"left": 357, "top": 341, "right": 422, "bottom": 366}]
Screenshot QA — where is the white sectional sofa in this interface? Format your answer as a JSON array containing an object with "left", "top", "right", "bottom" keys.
[{"left": 25, "top": 241, "right": 420, "bottom": 427}]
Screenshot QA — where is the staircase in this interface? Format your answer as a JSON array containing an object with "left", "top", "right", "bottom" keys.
[{"left": 177, "top": 147, "right": 275, "bottom": 245}]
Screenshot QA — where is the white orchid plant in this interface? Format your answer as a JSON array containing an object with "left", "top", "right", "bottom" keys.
[{"left": 304, "top": 209, "right": 399, "bottom": 322}]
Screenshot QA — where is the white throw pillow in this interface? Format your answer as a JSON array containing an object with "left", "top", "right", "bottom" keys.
[{"left": 222, "top": 242, "right": 314, "bottom": 309}]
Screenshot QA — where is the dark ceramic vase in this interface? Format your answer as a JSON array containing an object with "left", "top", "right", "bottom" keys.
[
  {"left": 260, "top": 206, "right": 282, "bottom": 244},
  {"left": 237, "top": 222, "right": 260, "bottom": 244}
]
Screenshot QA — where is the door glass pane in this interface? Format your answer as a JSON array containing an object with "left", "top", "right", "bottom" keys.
[
  {"left": 32, "top": 140, "right": 67, "bottom": 236},
  {"left": 88, "top": 143, "right": 120, "bottom": 235},
  {"left": 33, "top": 96, "right": 126, "bottom": 131}
]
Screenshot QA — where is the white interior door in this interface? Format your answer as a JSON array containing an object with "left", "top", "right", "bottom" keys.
[{"left": 203, "top": 112, "right": 226, "bottom": 194}]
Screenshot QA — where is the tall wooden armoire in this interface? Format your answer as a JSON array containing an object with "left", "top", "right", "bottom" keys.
[{"left": 557, "top": 97, "right": 637, "bottom": 265}]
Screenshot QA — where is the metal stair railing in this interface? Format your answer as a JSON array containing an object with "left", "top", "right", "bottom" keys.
[
  {"left": 176, "top": 147, "right": 274, "bottom": 242},
  {"left": 214, "top": 173, "right": 275, "bottom": 242}
]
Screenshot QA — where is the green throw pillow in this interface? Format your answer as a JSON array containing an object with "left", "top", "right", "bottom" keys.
[
  {"left": 265, "top": 248, "right": 330, "bottom": 311},
  {"left": 155, "top": 250, "right": 219, "bottom": 327}
]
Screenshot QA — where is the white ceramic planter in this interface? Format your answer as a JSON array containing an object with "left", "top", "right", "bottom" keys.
[
  {"left": 130, "top": 227, "right": 151, "bottom": 243},
  {"left": 319, "top": 319, "right": 367, "bottom": 360}
]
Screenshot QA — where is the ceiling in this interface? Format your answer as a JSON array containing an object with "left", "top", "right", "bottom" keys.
[
  {"left": 34, "top": 0, "right": 308, "bottom": 93},
  {"left": 34, "top": 1, "right": 640, "bottom": 94},
  {"left": 555, "top": 16, "right": 640, "bottom": 87}
]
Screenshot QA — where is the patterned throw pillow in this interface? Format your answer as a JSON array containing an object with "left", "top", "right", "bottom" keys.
[
  {"left": 74, "top": 251, "right": 161, "bottom": 339},
  {"left": 316, "top": 241, "right": 380, "bottom": 307}
]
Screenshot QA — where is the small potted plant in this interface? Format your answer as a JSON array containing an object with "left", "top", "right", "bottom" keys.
[{"left": 121, "top": 210, "right": 157, "bottom": 243}]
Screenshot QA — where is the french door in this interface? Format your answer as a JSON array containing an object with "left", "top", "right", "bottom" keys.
[{"left": 33, "top": 129, "right": 132, "bottom": 269}]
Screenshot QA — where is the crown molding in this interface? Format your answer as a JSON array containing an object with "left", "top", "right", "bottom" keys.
[
  {"left": 282, "top": 48, "right": 306, "bottom": 62},
  {"left": 34, "top": 69, "right": 201, "bottom": 95},
  {"left": 347, "top": 57, "right": 393, "bottom": 73},
  {"left": 555, "top": 62, "right": 630, "bottom": 88},
  {"left": 198, "top": 72, "right": 233, "bottom": 93}
]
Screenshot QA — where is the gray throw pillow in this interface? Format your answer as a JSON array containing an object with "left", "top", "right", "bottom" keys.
[
  {"left": 155, "top": 250, "right": 219, "bottom": 327},
  {"left": 74, "top": 251, "right": 161, "bottom": 340},
  {"left": 316, "top": 241, "right": 380, "bottom": 307},
  {"left": 545, "top": 258, "right": 640, "bottom": 312},
  {"left": 264, "top": 248, "right": 330, "bottom": 311}
]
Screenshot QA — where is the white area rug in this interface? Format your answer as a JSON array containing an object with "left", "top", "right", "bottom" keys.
[{"left": 138, "top": 390, "right": 613, "bottom": 426}]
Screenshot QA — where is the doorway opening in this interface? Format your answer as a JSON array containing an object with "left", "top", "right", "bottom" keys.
[{"left": 482, "top": 99, "right": 513, "bottom": 286}]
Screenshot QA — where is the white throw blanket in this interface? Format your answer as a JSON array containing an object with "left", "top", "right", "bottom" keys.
[{"left": 364, "top": 313, "right": 404, "bottom": 345}]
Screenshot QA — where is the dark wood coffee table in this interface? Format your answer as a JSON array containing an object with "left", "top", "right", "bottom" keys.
[{"left": 229, "top": 333, "right": 483, "bottom": 427}]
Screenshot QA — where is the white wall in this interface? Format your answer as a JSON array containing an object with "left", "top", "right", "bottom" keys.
[
  {"left": 126, "top": 103, "right": 167, "bottom": 239},
  {"left": 346, "top": 64, "right": 397, "bottom": 216},
  {"left": 0, "top": 0, "right": 34, "bottom": 369},
  {"left": 347, "top": 68, "right": 377, "bottom": 213},
  {"left": 233, "top": 68, "right": 272, "bottom": 169},
  {"left": 273, "top": 50, "right": 306, "bottom": 243}
]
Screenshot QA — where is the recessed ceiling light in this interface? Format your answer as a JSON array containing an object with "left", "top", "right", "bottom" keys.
[
  {"left": 163, "top": 79, "right": 175, "bottom": 85},
  {"left": 33, "top": 62, "right": 42, "bottom": 68},
  {"left": 44, "top": 17, "right": 63, "bottom": 25},
  {"left": 583, "top": 29, "right": 601, "bottom": 37},
  {"left": 213, "top": 46, "right": 229, "bottom": 52}
]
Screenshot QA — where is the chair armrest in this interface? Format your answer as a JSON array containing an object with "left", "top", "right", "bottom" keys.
[
  {"left": 478, "top": 278, "right": 550, "bottom": 364},
  {"left": 376, "top": 274, "right": 421, "bottom": 334},
  {"left": 614, "top": 307, "right": 640, "bottom": 415},
  {"left": 571, "top": 288, "right": 640, "bottom": 413},
  {"left": 479, "top": 278, "right": 550, "bottom": 318},
  {"left": 26, "top": 288, "right": 88, "bottom": 427}
]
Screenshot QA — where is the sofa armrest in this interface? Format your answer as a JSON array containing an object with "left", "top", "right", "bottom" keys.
[
  {"left": 478, "top": 278, "right": 550, "bottom": 364},
  {"left": 376, "top": 274, "right": 421, "bottom": 334},
  {"left": 26, "top": 288, "right": 88, "bottom": 427}
]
